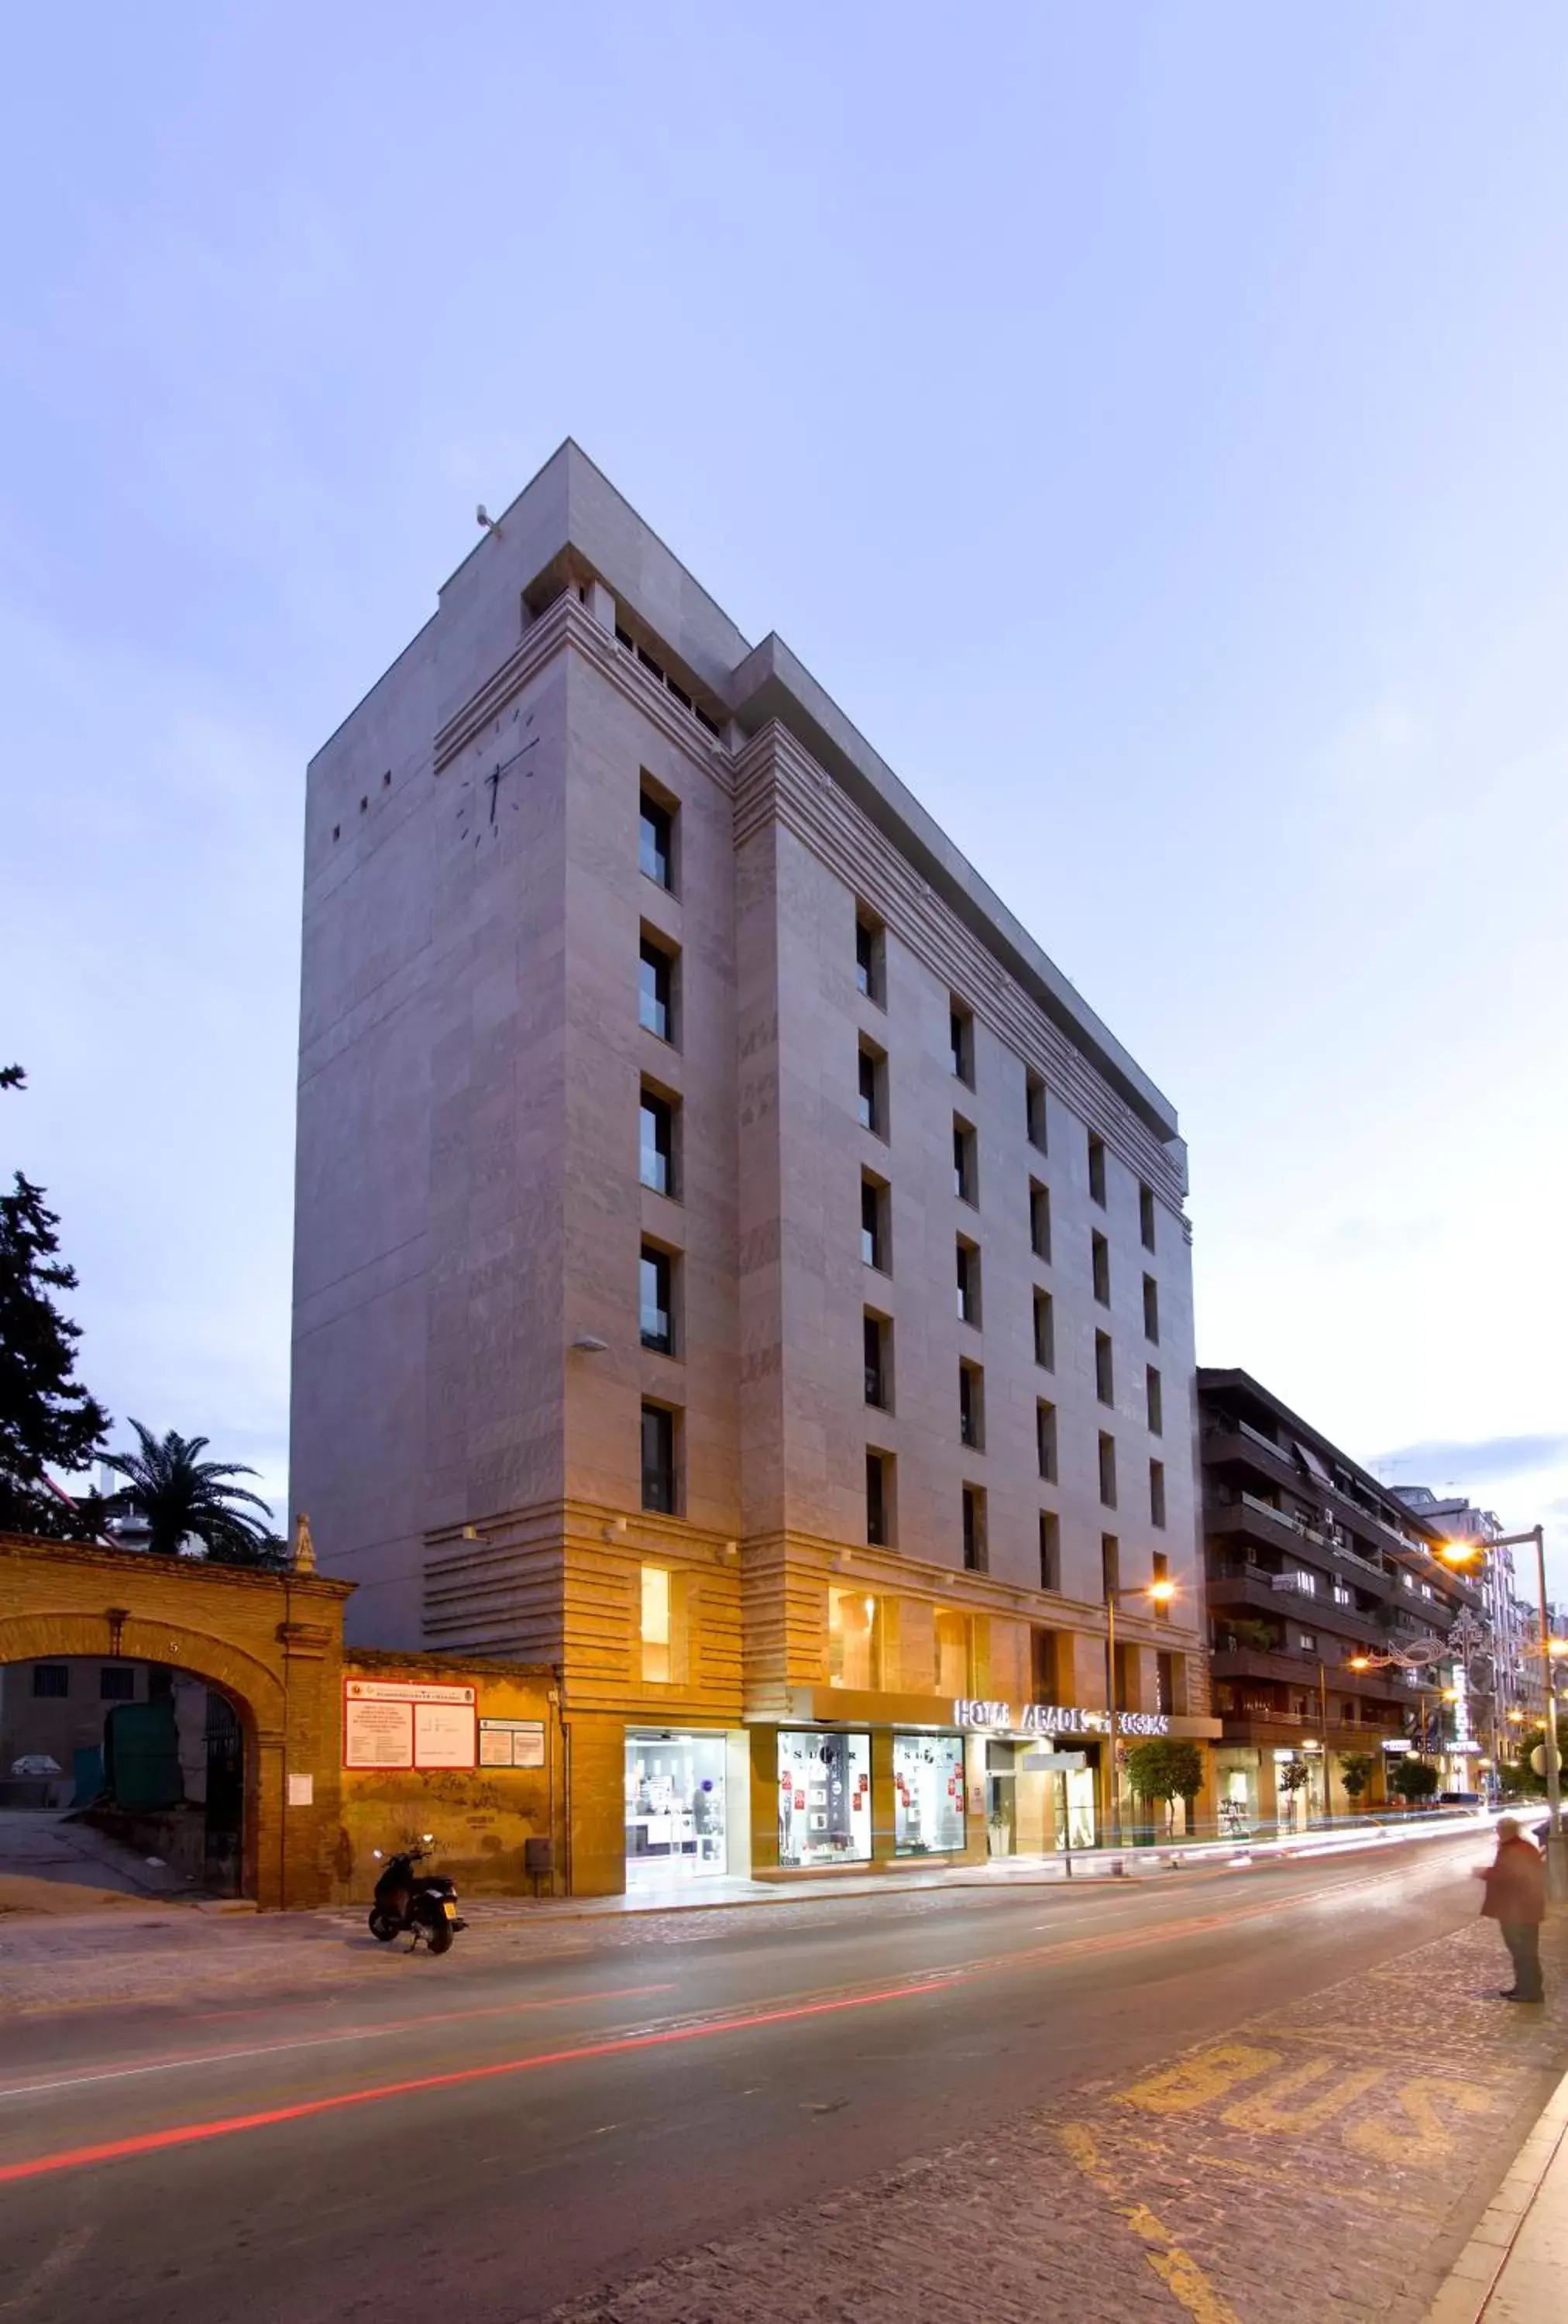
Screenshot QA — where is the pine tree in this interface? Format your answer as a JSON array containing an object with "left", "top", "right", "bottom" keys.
[{"left": 0, "top": 1067, "right": 110, "bottom": 1535}]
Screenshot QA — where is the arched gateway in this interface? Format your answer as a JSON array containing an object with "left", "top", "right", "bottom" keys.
[{"left": 0, "top": 1532, "right": 351, "bottom": 1908}]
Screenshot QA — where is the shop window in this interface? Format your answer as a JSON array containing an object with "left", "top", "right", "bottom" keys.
[
  {"left": 624, "top": 1731, "right": 725, "bottom": 1877},
  {"left": 778, "top": 1729, "right": 872, "bottom": 1867},
  {"left": 893, "top": 1733, "right": 966, "bottom": 1855},
  {"left": 828, "top": 1588, "right": 882, "bottom": 1691},
  {"left": 640, "top": 1565, "right": 673, "bottom": 1683},
  {"left": 934, "top": 1608, "right": 971, "bottom": 1695}
]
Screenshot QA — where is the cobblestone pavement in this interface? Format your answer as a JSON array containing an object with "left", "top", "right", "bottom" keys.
[{"left": 544, "top": 1918, "right": 1568, "bottom": 2324}]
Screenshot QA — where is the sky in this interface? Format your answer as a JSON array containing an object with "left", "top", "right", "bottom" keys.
[{"left": 2, "top": 7, "right": 1564, "bottom": 1596}]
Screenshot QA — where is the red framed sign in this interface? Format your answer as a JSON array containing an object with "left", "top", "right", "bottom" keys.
[{"left": 343, "top": 1678, "right": 477, "bottom": 1770}]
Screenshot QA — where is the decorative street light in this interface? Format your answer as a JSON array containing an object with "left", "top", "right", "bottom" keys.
[
  {"left": 1105, "top": 1579, "right": 1175, "bottom": 1848},
  {"left": 1435, "top": 1528, "right": 1566, "bottom": 1903}
]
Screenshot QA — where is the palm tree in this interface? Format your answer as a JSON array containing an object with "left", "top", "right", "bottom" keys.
[{"left": 101, "top": 1422, "right": 285, "bottom": 1567}]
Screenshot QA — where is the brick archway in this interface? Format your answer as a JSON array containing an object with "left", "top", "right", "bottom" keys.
[{"left": 0, "top": 1535, "right": 352, "bottom": 1908}]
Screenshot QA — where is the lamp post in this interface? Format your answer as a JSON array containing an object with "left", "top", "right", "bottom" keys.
[
  {"left": 1437, "top": 1528, "right": 1566, "bottom": 1904},
  {"left": 1105, "top": 1580, "right": 1176, "bottom": 1847}
]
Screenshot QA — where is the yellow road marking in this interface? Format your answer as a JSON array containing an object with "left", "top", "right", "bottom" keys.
[
  {"left": 1222, "top": 2059, "right": 1385, "bottom": 2134},
  {"left": 1059, "top": 2124, "right": 1243, "bottom": 2324},
  {"left": 1344, "top": 2075, "right": 1498, "bottom": 2164},
  {"left": 1117, "top": 2043, "right": 1281, "bottom": 2116}
]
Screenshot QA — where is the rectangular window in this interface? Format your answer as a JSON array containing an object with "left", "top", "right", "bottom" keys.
[
  {"left": 1030, "top": 1627, "right": 1057, "bottom": 1703},
  {"left": 956, "top": 1238, "right": 981, "bottom": 1327},
  {"left": 1038, "top": 1509, "right": 1061, "bottom": 1593},
  {"left": 1151, "top": 1551, "right": 1171, "bottom": 1624},
  {"left": 1030, "top": 1178, "right": 1051, "bottom": 1263},
  {"left": 1088, "top": 1133, "right": 1107, "bottom": 1208},
  {"left": 1156, "top": 1650, "right": 1175, "bottom": 1715},
  {"left": 1036, "top": 1399, "right": 1057, "bottom": 1484},
  {"left": 640, "top": 1403, "right": 677, "bottom": 1514},
  {"left": 934, "top": 1610, "right": 971, "bottom": 1696},
  {"left": 1095, "top": 1330, "right": 1114, "bottom": 1406},
  {"left": 1102, "top": 1533, "right": 1121, "bottom": 1600},
  {"left": 864, "top": 1312, "right": 890, "bottom": 1410},
  {"left": 1026, "top": 1071, "right": 1047, "bottom": 1153},
  {"left": 1143, "top": 1274, "right": 1160, "bottom": 1342},
  {"left": 950, "top": 1002, "right": 974, "bottom": 1087},
  {"left": 32, "top": 1663, "right": 69, "bottom": 1699},
  {"left": 857, "top": 1041, "right": 886, "bottom": 1138},
  {"left": 861, "top": 1173, "right": 889, "bottom": 1272},
  {"left": 961, "top": 1484, "right": 988, "bottom": 1573},
  {"left": 1033, "top": 1287, "right": 1055, "bottom": 1370},
  {"left": 952, "top": 1117, "right": 977, "bottom": 1205},
  {"left": 1098, "top": 1431, "right": 1117, "bottom": 1510},
  {"left": 1140, "top": 1184, "right": 1157, "bottom": 1253},
  {"left": 1150, "top": 1459, "right": 1167, "bottom": 1529},
  {"left": 959, "top": 1360, "right": 985, "bottom": 1450},
  {"left": 640, "top": 1244, "right": 674, "bottom": 1353},
  {"left": 828, "top": 1587, "right": 882, "bottom": 1691},
  {"left": 639, "top": 789, "right": 673, "bottom": 889},
  {"left": 640, "top": 1565, "right": 672, "bottom": 1683},
  {"left": 638, "top": 934, "right": 675, "bottom": 1043},
  {"left": 1092, "top": 1232, "right": 1110, "bottom": 1307},
  {"left": 639, "top": 1088, "right": 676, "bottom": 1197},
  {"left": 865, "top": 1450, "right": 893, "bottom": 1546},
  {"left": 1146, "top": 1365, "right": 1163, "bottom": 1436},
  {"left": 99, "top": 1665, "right": 136, "bottom": 1701},
  {"left": 854, "top": 909, "right": 885, "bottom": 1005}
]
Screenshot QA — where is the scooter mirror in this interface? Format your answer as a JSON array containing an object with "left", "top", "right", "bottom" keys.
[{"left": 372, "top": 1849, "right": 383, "bottom": 1860}]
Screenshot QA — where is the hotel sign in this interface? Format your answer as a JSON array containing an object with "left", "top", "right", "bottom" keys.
[{"left": 953, "top": 1699, "right": 1171, "bottom": 1738}]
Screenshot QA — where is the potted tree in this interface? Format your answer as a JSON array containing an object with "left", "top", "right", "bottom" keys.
[
  {"left": 1339, "top": 1752, "right": 1376, "bottom": 1818},
  {"left": 1277, "top": 1754, "right": 1311, "bottom": 1831}
]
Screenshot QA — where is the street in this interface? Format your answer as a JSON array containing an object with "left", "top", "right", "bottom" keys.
[{"left": 3, "top": 1828, "right": 1562, "bottom": 2324}]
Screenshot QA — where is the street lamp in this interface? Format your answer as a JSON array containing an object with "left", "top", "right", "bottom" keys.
[
  {"left": 1436, "top": 1528, "right": 1566, "bottom": 1903},
  {"left": 1105, "top": 1578, "right": 1176, "bottom": 1847}
]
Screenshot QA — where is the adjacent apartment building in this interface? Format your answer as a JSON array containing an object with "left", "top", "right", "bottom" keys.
[
  {"left": 292, "top": 442, "right": 1216, "bottom": 1893},
  {"left": 1198, "top": 1369, "right": 1482, "bottom": 1826}
]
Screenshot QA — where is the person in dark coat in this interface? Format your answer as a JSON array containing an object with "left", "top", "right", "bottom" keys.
[{"left": 1473, "top": 1817, "right": 1546, "bottom": 2002}]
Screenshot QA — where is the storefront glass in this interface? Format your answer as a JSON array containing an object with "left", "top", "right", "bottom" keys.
[
  {"left": 892, "top": 1733, "right": 966, "bottom": 1855},
  {"left": 777, "top": 1729, "right": 872, "bottom": 1866},
  {"left": 1215, "top": 1747, "right": 1260, "bottom": 1837},
  {"left": 624, "top": 1731, "right": 727, "bottom": 1881}
]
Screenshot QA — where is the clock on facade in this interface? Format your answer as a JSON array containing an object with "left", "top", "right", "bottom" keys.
[{"left": 453, "top": 706, "right": 538, "bottom": 847}]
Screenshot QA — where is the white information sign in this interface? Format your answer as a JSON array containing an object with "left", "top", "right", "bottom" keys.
[
  {"left": 344, "top": 1678, "right": 478, "bottom": 1769},
  {"left": 479, "top": 1719, "right": 546, "bottom": 1769}
]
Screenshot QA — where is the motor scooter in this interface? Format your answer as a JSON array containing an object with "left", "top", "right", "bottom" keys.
[{"left": 368, "top": 1834, "right": 466, "bottom": 1953}]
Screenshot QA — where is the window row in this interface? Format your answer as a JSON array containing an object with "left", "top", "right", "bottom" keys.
[
  {"left": 29, "top": 1662, "right": 137, "bottom": 1700},
  {"left": 864, "top": 1439, "right": 1168, "bottom": 1552},
  {"left": 862, "top": 1325, "right": 1162, "bottom": 1452},
  {"left": 852, "top": 905, "right": 1157, "bottom": 1252}
]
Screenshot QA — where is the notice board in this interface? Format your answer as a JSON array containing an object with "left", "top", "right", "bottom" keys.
[{"left": 343, "top": 1678, "right": 477, "bottom": 1770}]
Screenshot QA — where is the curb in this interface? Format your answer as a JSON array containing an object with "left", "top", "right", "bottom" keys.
[{"left": 1422, "top": 2064, "right": 1568, "bottom": 2323}]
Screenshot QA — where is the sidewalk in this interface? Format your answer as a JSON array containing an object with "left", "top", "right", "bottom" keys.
[{"left": 1425, "top": 2064, "right": 1568, "bottom": 2324}]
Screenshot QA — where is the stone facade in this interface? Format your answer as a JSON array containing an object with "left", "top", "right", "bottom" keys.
[{"left": 292, "top": 443, "right": 1214, "bottom": 1887}]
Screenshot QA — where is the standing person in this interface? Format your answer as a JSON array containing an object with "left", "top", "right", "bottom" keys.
[{"left": 1473, "top": 1817, "right": 1546, "bottom": 2003}]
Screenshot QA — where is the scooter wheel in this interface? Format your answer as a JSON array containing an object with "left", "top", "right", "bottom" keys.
[
  {"left": 368, "top": 1908, "right": 398, "bottom": 1943},
  {"left": 424, "top": 1916, "right": 454, "bottom": 1956}
]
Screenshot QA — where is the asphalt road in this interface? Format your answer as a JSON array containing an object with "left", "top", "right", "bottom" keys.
[{"left": 0, "top": 1833, "right": 1497, "bottom": 2324}]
